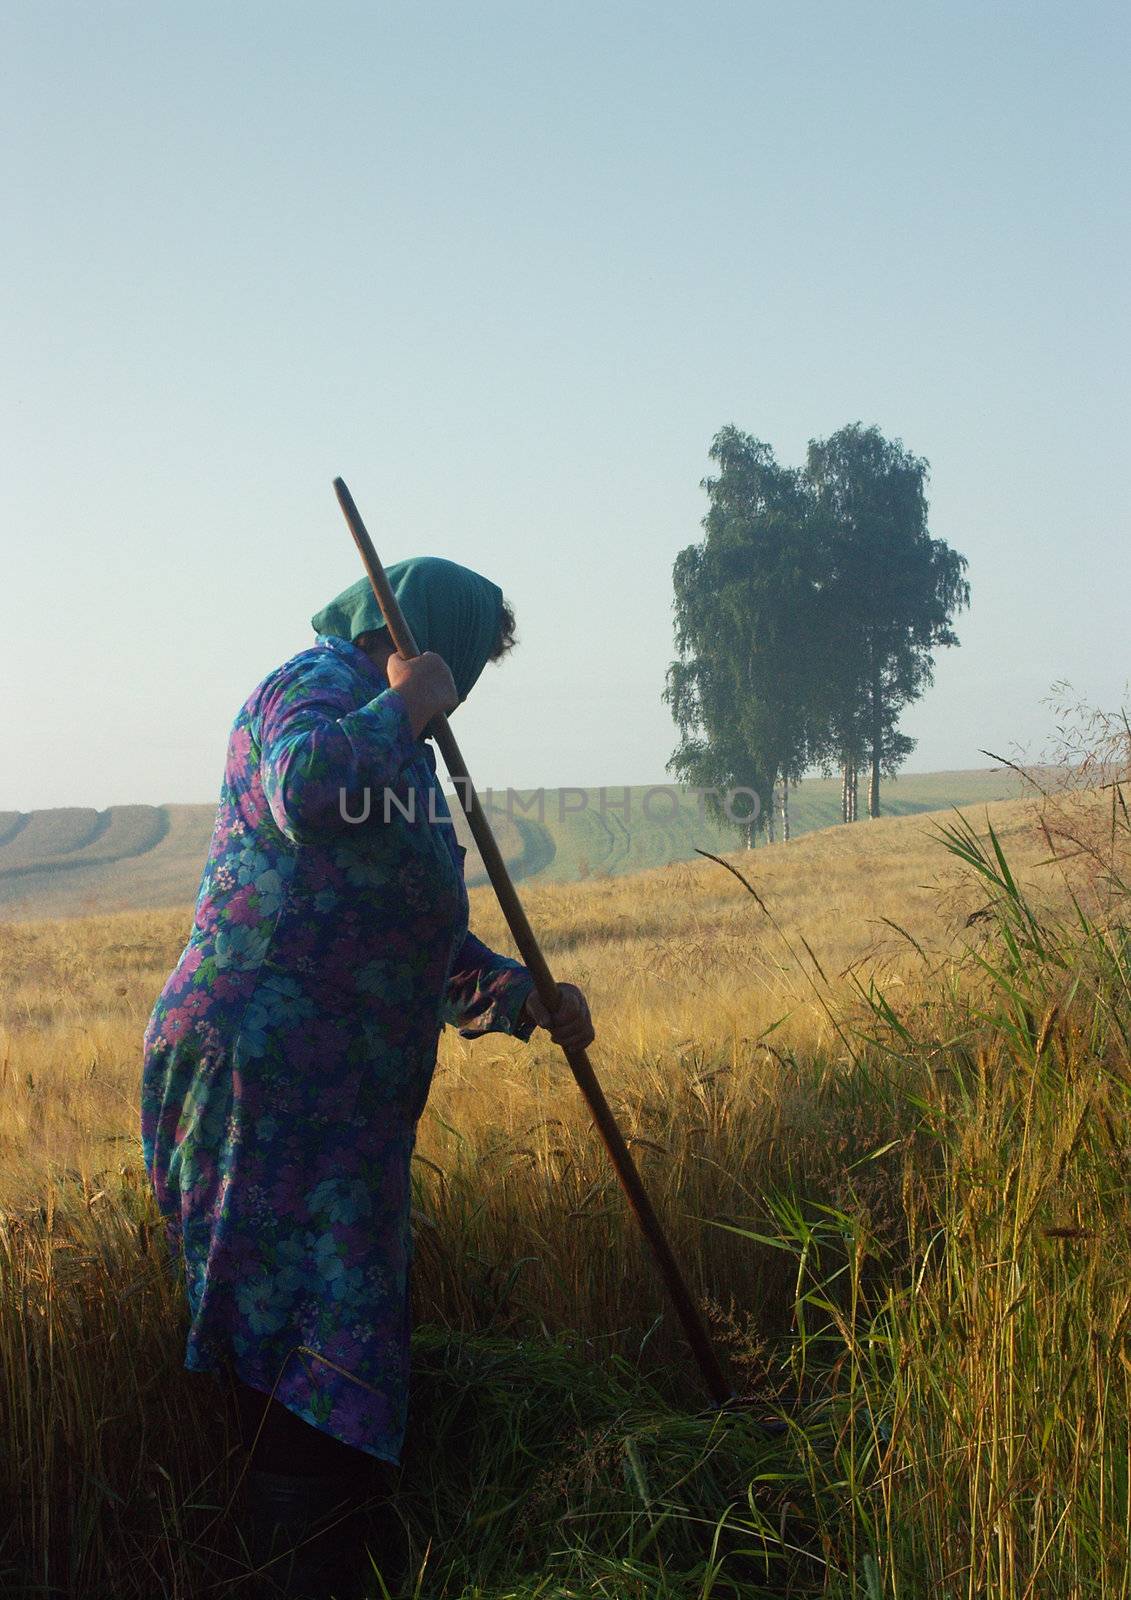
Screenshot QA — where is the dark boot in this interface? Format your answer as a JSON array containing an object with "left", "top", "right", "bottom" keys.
[
  {"left": 243, "top": 1466, "right": 372, "bottom": 1599},
  {"left": 356, "top": 1487, "right": 409, "bottom": 1599}
]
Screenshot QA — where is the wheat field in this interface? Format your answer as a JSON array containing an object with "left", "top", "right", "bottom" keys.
[{"left": 1, "top": 791, "right": 1128, "bottom": 1598}]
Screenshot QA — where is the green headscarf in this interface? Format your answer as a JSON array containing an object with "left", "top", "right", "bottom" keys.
[{"left": 311, "top": 556, "right": 505, "bottom": 702}]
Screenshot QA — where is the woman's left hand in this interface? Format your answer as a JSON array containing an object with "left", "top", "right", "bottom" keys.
[{"left": 521, "top": 982, "right": 594, "bottom": 1051}]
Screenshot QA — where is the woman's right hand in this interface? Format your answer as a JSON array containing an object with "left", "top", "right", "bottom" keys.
[{"left": 386, "top": 651, "right": 459, "bottom": 738}]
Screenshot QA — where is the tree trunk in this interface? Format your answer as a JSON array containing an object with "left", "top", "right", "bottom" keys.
[
  {"left": 745, "top": 819, "right": 757, "bottom": 849},
  {"left": 869, "top": 664, "right": 882, "bottom": 819},
  {"left": 850, "top": 762, "right": 858, "bottom": 822},
  {"left": 766, "top": 783, "right": 777, "bottom": 845},
  {"left": 781, "top": 784, "right": 790, "bottom": 842},
  {"left": 843, "top": 759, "right": 858, "bottom": 822}
]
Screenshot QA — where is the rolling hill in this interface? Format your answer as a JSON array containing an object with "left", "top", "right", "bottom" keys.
[{"left": 0, "top": 768, "right": 1022, "bottom": 919}]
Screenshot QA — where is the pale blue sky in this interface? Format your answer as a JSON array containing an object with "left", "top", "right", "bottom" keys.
[{"left": 2, "top": 1, "right": 1127, "bottom": 811}]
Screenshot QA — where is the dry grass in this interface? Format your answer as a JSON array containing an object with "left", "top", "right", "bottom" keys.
[
  {"left": 0, "top": 798, "right": 1046, "bottom": 1223},
  {"left": 1, "top": 790, "right": 1128, "bottom": 1597}
]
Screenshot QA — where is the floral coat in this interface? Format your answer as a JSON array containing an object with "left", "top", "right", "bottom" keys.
[{"left": 141, "top": 635, "right": 535, "bottom": 1463}]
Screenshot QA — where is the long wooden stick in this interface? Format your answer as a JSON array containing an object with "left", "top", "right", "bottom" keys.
[{"left": 332, "top": 477, "right": 734, "bottom": 1406}]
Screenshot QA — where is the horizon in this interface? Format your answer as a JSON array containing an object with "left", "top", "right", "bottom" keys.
[
  {"left": 1, "top": 761, "right": 1018, "bottom": 818},
  {"left": 0, "top": 765, "right": 1027, "bottom": 920}
]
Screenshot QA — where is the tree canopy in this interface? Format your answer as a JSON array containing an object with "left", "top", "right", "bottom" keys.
[{"left": 666, "top": 423, "right": 970, "bottom": 836}]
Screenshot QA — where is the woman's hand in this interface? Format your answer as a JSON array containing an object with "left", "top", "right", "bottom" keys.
[
  {"left": 386, "top": 651, "right": 459, "bottom": 738},
  {"left": 521, "top": 983, "right": 594, "bottom": 1051}
]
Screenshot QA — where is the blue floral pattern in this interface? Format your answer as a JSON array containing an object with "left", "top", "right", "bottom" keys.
[{"left": 141, "top": 635, "right": 535, "bottom": 1462}]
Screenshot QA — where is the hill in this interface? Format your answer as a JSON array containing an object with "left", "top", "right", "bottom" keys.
[{"left": 0, "top": 767, "right": 1021, "bottom": 918}]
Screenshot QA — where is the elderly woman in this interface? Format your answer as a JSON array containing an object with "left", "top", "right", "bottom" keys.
[{"left": 141, "top": 557, "right": 592, "bottom": 1597}]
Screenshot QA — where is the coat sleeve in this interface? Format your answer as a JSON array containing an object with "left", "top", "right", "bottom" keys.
[
  {"left": 423, "top": 753, "right": 537, "bottom": 1040},
  {"left": 255, "top": 653, "right": 419, "bottom": 843},
  {"left": 442, "top": 930, "right": 538, "bottom": 1040}
]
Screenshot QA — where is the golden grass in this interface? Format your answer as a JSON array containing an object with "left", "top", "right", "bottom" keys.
[
  {"left": 0, "top": 797, "right": 1043, "bottom": 1212},
  {"left": 427, "top": 796, "right": 1068, "bottom": 1148},
  {"left": 1, "top": 790, "right": 1128, "bottom": 1597}
]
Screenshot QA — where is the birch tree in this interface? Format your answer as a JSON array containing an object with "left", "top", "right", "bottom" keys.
[
  {"left": 667, "top": 422, "right": 970, "bottom": 835},
  {"left": 665, "top": 428, "right": 826, "bottom": 841},
  {"left": 807, "top": 424, "right": 969, "bottom": 817}
]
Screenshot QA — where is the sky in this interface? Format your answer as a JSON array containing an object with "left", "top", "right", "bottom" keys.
[{"left": 2, "top": 1, "right": 1128, "bottom": 811}]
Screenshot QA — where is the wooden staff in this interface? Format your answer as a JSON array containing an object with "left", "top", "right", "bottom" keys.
[{"left": 332, "top": 477, "right": 734, "bottom": 1407}]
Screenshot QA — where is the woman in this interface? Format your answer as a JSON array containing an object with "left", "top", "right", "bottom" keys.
[{"left": 141, "top": 556, "right": 592, "bottom": 1597}]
